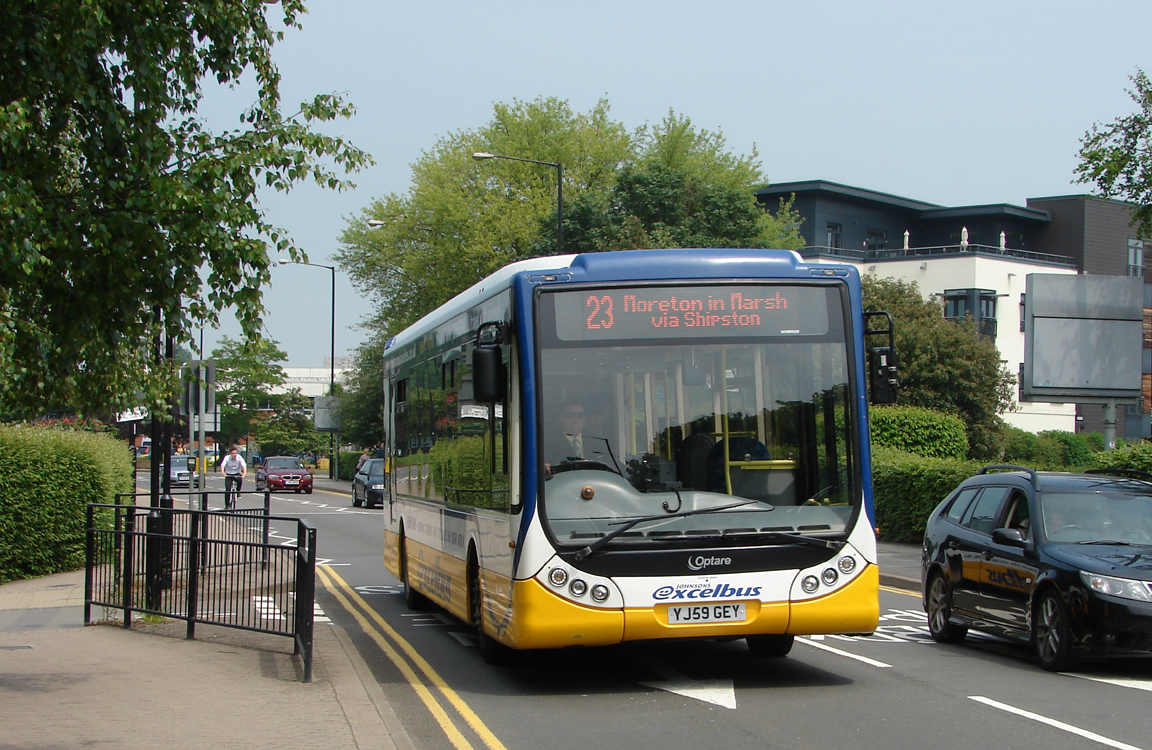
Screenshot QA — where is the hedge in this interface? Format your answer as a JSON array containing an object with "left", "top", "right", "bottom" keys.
[
  {"left": 869, "top": 405, "right": 968, "bottom": 460},
  {"left": 0, "top": 425, "right": 133, "bottom": 583},
  {"left": 871, "top": 446, "right": 980, "bottom": 544},
  {"left": 337, "top": 450, "right": 362, "bottom": 481}
]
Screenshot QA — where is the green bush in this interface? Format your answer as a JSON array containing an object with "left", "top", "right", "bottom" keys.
[
  {"left": 1085, "top": 432, "right": 1107, "bottom": 452},
  {"left": 1039, "top": 430, "right": 1095, "bottom": 468},
  {"left": 0, "top": 425, "right": 133, "bottom": 583},
  {"left": 1093, "top": 441, "right": 1152, "bottom": 474},
  {"left": 1002, "top": 427, "right": 1064, "bottom": 468},
  {"left": 871, "top": 446, "right": 980, "bottom": 543},
  {"left": 869, "top": 406, "right": 968, "bottom": 460},
  {"left": 337, "top": 450, "right": 361, "bottom": 481}
]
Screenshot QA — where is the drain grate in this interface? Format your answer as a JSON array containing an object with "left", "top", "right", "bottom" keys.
[{"left": 0, "top": 645, "right": 33, "bottom": 651}]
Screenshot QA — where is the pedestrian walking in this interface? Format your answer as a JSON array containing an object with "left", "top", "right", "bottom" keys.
[{"left": 220, "top": 446, "right": 246, "bottom": 510}]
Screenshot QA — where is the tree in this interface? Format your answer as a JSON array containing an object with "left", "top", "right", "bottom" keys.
[
  {"left": 863, "top": 276, "right": 1015, "bottom": 460},
  {"left": 210, "top": 336, "right": 287, "bottom": 448},
  {"left": 1076, "top": 69, "right": 1152, "bottom": 237},
  {"left": 337, "top": 100, "right": 799, "bottom": 337},
  {"left": 0, "top": 1, "right": 371, "bottom": 418},
  {"left": 255, "top": 388, "right": 327, "bottom": 457},
  {"left": 335, "top": 334, "right": 386, "bottom": 450}
]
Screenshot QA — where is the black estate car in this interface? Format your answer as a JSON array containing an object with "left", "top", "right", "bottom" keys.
[
  {"left": 921, "top": 465, "right": 1152, "bottom": 671},
  {"left": 352, "top": 458, "right": 387, "bottom": 508}
]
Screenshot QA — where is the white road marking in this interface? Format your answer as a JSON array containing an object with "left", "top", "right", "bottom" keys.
[
  {"left": 631, "top": 652, "right": 737, "bottom": 709},
  {"left": 969, "top": 695, "right": 1144, "bottom": 750},
  {"left": 1065, "top": 673, "right": 1152, "bottom": 693},
  {"left": 798, "top": 637, "right": 892, "bottom": 668}
]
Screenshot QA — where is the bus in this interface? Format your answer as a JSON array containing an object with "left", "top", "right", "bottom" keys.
[{"left": 381, "top": 248, "right": 898, "bottom": 661}]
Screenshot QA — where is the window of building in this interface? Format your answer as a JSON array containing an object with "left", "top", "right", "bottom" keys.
[
  {"left": 865, "top": 229, "right": 888, "bottom": 252},
  {"left": 1128, "top": 237, "right": 1145, "bottom": 277},
  {"left": 944, "top": 288, "right": 998, "bottom": 341},
  {"left": 826, "top": 223, "right": 842, "bottom": 249}
]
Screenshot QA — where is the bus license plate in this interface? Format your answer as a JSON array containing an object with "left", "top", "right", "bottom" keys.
[{"left": 667, "top": 603, "right": 746, "bottom": 625}]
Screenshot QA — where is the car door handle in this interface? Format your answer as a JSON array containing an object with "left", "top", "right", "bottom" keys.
[
  {"left": 982, "top": 550, "right": 994, "bottom": 560},
  {"left": 946, "top": 541, "right": 959, "bottom": 550}
]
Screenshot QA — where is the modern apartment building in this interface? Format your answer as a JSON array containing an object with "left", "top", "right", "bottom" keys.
[{"left": 756, "top": 181, "right": 1150, "bottom": 440}]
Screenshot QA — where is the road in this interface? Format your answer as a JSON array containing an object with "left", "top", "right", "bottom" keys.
[{"left": 179, "top": 475, "right": 1152, "bottom": 750}]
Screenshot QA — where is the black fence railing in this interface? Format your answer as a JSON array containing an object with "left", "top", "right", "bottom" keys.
[{"left": 84, "top": 493, "right": 316, "bottom": 682}]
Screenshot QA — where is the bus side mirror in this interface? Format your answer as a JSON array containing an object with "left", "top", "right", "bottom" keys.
[
  {"left": 473, "top": 345, "right": 505, "bottom": 403},
  {"left": 868, "top": 345, "right": 899, "bottom": 404}
]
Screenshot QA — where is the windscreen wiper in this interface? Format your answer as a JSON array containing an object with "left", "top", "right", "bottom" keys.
[
  {"left": 572, "top": 500, "right": 763, "bottom": 561},
  {"left": 758, "top": 531, "right": 844, "bottom": 550}
]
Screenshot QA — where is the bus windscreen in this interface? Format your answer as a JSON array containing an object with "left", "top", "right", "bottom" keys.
[{"left": 553, "top": 285, "right": 830, "bottom": 342}]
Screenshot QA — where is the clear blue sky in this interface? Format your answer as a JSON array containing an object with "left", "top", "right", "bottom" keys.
[{"left": 200, "top": 0, "right": 1152, "bottom": 366}]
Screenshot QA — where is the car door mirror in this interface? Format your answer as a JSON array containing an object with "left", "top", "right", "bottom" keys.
[{"left": 992, "top": 527, "right": 1027, "bottom": 547}]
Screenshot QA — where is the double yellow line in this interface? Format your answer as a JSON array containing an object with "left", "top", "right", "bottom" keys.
[{"left": 316, "top": 565, "right": 508, "bottom": 750}]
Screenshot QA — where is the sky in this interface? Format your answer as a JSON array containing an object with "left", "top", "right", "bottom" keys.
[{"left": 199, "top": 0, "right": 1152, "bottom": 366}]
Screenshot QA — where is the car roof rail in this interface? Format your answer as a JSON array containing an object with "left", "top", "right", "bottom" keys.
[
  {"left": 977, "top": 464, "right": 1039, "bottom": 489},
  {"left": 1085, "top": 467, "right": 1152, "bottom": 483}
]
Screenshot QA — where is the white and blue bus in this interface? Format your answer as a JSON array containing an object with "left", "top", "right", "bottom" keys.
[{"left": 382, "top": 248, "right": 897, "bottom": 661}]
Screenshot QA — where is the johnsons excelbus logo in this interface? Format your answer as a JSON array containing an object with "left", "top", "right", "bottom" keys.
[
  {"left": 653, "top": 583, "right": 762, "bottom": 601},
  {"left": 687, "top": 554, "right": 731, "bottom": 571}
]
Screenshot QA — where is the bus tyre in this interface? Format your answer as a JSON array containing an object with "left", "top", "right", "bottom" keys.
[
  {"left": 400, "top": 536, "right": 429, "bottom": 610},
  {"left": 470, "top": 560, "right": 511, "bottom": 665},
  {"left": 746, "top": 634, "right": 794, "bottom": 657}
]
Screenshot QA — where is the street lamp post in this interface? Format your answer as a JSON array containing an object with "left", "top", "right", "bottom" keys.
[
  {"left": 279, "top": 259, "right": 337, "bottom": 479},
  {"left": 472, "top": 152, "right": 563, "bottom": 255}
]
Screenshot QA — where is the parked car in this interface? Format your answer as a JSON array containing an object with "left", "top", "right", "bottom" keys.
[
  {"left": 922, "top": 465, "right": 1152, "bottom": 671},
  {"left": 168, "top": 454, "right": 196, "bottom": 487},
  {"left": 255, "top": 456, "right": 314, "bottom": 494},
  {"left": 352, "top": 458, "right": 387, "bottom": 508}
]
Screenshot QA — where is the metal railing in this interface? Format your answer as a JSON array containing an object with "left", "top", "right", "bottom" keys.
[
  {"left": 799, "top": 243, "right": 1077, "bottom": 267},
  {"left": 84, "top": 492, "right": 316, "bottom": 682}
]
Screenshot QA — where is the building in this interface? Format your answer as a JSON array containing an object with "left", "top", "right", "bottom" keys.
[
  {"left": 274, "top": 357, "right": 354, "bottom": 400},
  {"left": 756, "top": 181, "right": 1150, "bottom": 440}
]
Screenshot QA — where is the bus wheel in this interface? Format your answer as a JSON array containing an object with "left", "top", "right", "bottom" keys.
[
  {"left": 746, "top": 634, "right": 794, "bottom": 657},
  {"left": 469, "top": 556, "right": 511, "bottom": 665},
  {"left": 400, "top": 534, "right": 429, "bottom": 610}
]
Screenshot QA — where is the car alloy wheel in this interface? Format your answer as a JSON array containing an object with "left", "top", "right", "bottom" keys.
[
  {"left": 1034, "top": 590, "right": 1076, "bottom": 672},
  {"left": 927, "top": 574, "right": 968, "bottom": 644}
]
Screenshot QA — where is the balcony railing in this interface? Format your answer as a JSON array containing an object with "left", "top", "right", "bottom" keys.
[{"left": 800, "top": 243, "right": 1076, "bottom": 267}]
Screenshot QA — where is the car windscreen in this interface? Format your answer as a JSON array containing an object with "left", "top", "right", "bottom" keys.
[{"left": 1041, "top": 490, "right": 1152, "bottom": 543}]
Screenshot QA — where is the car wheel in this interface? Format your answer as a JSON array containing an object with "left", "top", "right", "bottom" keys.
[
  {"left": 352, "top": 489, "right": 363, "bottom": 507},
  {"left": 746, "top": 634, "right": 795, "bottom": 657},
  {"left": 1034, "top": 590, "right": 1076, "bottom": 672},
  {"left": 926, "top": 573, "right": 969, "bottom": 644},
  {"left": 304, "top": 487, "right": 312, "bottom": 495}
]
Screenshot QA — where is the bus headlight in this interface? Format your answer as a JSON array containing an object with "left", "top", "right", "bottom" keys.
[
  {"left": 548, "top": 568, "right": 568, "bottom": 587},
  {"left": 569, "top": 579, "right": 588, "bottom": 597},
  {"left": 802, "top": 575, "right": 820, "bottom": 593},
  {"left": 822, "top": 568, "right": 839, "bottom": 586},
  {"left": 838, "top": 555, "right": 857, "bottom": 574},
  {"left": 591, "top": 584, "right": 610, "bottom": 602}
]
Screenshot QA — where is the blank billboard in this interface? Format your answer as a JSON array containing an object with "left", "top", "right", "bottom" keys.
[{"left": 1021, "top": 274, "right": 1143, "bottom": 402}]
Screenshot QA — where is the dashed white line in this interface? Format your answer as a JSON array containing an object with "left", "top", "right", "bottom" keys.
[
  {"left": 798, "top": 637, "right": 892, "bottom": 668},
  {"left": 969, "top": 695, "right": 1144, "bottom": 750}
]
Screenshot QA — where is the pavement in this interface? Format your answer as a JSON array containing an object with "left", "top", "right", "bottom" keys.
[{"left": 0, "top": 473, "right": 922, "bottom": 749}]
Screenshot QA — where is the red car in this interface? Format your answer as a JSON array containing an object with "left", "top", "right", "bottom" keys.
[{"left": 255, "top": 456, "right": 314, "bottom": 494}]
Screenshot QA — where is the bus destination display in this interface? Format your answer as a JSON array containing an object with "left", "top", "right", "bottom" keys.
[{"left": 552, "top": 285, "right": 830, "bottom": 341}]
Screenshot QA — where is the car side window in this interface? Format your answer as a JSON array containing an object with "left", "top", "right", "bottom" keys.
[
  {"left": 944, "top": 488, "right": 979, "bottom": 522},
  {"left": 1001, "top": 491, "right": 1032, "bottom": 539},
  {"left": 960, "top": 486, "right": 1010, "bottom": 535}
]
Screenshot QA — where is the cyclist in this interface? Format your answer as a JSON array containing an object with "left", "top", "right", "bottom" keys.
[{"left": 219, "top": 446, "right": 246, "bottom": 510}]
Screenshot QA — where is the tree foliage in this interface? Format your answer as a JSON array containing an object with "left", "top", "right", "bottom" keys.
[
  {"left": 0, "top": 0, "right": 371, "bottom": 418},
  {"left": 210, "top": 335, "right": 286, "bottom": 447},
  {"left": 336, "top": 333, "right": 386, "bottom": 450},
  {"left": 337, "top": 99, "right": 800, "bottom": 337},
  {"left": 1076, "top": 69, "right": 1152, "bottom": 237},
  {"left": 254, "top": 388, "right": 327, "bottom": 457},
  {"left": 863, "top": 276, "right": 1015, "bottom": 460}
]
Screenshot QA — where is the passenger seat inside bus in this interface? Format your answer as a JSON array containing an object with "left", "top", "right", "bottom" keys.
[{"left": 703, "top": 437, "right": 796, "bottom": 504}]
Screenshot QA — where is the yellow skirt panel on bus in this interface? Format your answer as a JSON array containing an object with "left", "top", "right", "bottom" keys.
[
  {"left": 383, "top": 530, "right": 401, "bottom": 580},
  {"left": 479, "top": 567, "right": 513, "bottom": 638},
  {"left": 787, "top": 565, "right": 879, "bottom": 635},
  {"left": 624, "top": 599, "right": 790, "bottom": 641},
  {"left": 502, "top": 578, "right": 624, "bottom": 649},
  {"left": 405, "top": 538, "right": 470, "bottom": 623}
]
